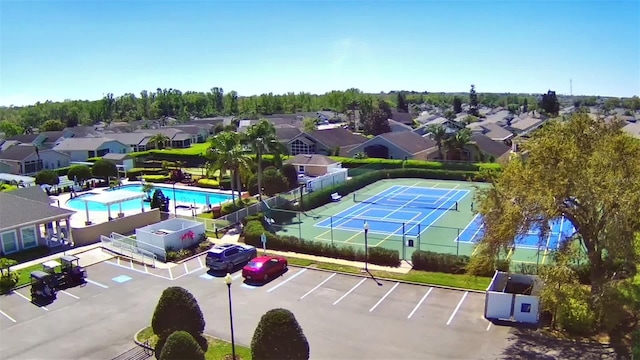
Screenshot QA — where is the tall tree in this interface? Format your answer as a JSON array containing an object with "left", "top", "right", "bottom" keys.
[
  {"left": 209, "top": 131, "right": 252, "bottom": 205},
  {"left": 244, "top": 119, "right": 287, "bottom": 199},
  {"left": 522, "top": 98, "right": 529, "bottom": 113},
  {"left": 210, "top": 87, "right": 224, "bottom": 114},
  {"left": 40, "top": 119, "right": 65, "bottom": 131},
  {"left": 475, "top": 113, "right": 640, "bottom": 339},
  {"left": 427, "top": 124, "right": 447, "bottom": 160},
  {"left": 452, "top": 96, "right": 462, "bottom": 113},
  {"left": 469, "top": 85, "right": 479, "bottom": 116},
  {"left": 539, "top": 90, "right": 560, "bottom": 116},
  {"left": 396, "top": 92, "right": 409, "bottom": 113},
  {"left": 251, "top": 308, "right": 309, "bottom": 360},
  {"left": 101, "top": 93, "right": 116, "bottom": 123},
  {"left": 150, "top": 133, "right": 170, "bottom": 149}
]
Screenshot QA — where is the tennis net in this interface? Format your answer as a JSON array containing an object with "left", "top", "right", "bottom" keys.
[{"left": 353, "top": 192, "right": 458, "bottom": 211}]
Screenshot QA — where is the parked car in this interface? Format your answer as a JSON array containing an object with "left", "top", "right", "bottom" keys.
[
  {"left": 206, "top": 243, "right": 257, "bottom": 272},
  {"left": 242, "top": 255, "right": 288, "bottom": 282}
]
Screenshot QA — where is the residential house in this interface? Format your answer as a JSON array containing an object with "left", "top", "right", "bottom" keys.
[
  {"left": 0, "top": 140, "right": 20, "bottom": 152},
  {"left": 390, "top": 110, "right": 414, "bottom": 126},
  {"left": 388, "top": 119, "right": 413, "bottom": 133},
  {"left": 348, "top": 132, "right": 438, "bottom": 161},
  {"left": 468, "top": 134, "right": 511, "bottom": 162},
  {"left": 467, "top": 122, "right": 514, "bottom": 143},
  {"left": 275, "top": 125, "right": 303, "bottom": 143},
  {"left": 169, "top": 125, "right": 210, "bottom": 143},
  {"left": 412, "top": 118, "right": 463, "bottom": 137},
  {"left": 0, "top": 161, "right": 12, "bottom": 174},
  {"left": 0, "top": 144, "right": 71, "bottom": 175},
  {"left": 0, "top": 187, "right": 76, "bottom": 254},
  {"left": 288, "top": 128, "right": 368, "bottom": 156},
  {"left": 507, "top": 116, "right": 545, "bottom": 134},
  {"left": 5, "top": 134, "right": 43, "bottom": 147},
  {"left": 104, "top": 133, "right": 153, "bottom": 152},
  {"left": 284, "top": 154, "right": 342, "bottom": 177},
  {"left": 136, "top": 128, "right": 192, "bottom": 148},
  {"left": 63, "top": 126, "right": 104, "bottom": 138},
  {"left": 102, "top": 153, "right": 135, "bottom": 171},
  {"left": 53, "top": 138, "right": 129, "bottom": 162},
  {"left": 622, "top": 122, "right": 640, "bottom": 139}
]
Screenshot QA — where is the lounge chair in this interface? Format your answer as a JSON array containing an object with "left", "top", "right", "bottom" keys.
[{"left": 331, "top": 193, "right": 342, "bottom": 202}]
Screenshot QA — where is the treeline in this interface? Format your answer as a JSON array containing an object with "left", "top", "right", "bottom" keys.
[{"left": 1, "top": 86, "right": 638, "bottom": 134}]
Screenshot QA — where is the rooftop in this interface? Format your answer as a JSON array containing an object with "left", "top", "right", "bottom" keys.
[{"left": 78, "top": 190, "right": 146, "bottom": 206}]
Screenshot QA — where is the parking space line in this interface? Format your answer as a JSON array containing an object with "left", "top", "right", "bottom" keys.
[
  {"left": 446, "top": 291, "right": 469, "bottom": 325},
  {"left": 168, "top": 267, "right": 173, "bottom": 280},
  {"left": 86, "top": 279, "right": 109, "bottom": 289},
  {"left": 184, "top": 263, "right": 189, "bottom": 273},
  {"left": 408, "top": 287, "right": 433, "bottom": 319},
  {"left": 144, "top": 264, "right": 149, "bottom": 273},
  {"left": 197, "top": 257, "right": 203, "bottom": 268},
  {"left": 486, "top": 321, "right": 492, "bottom": 331},
  {"left": 333, "top": 278, "right": 367, "bottom": 305},
  {"left": 60, "top": 290, "right": 79, "bottom": 300},
  {"left": 105, "top": 261, "right": 172, "bottom": 280},
  {"left": 0, "top": 309, "right": 16, "bottom": 323},
  {"left": 267, "top": 269, "right": 308, "bottom": 293},
  {"left": 300, "top": 273, "right": 337, "bottom": 300},
  {"left": 369, "top": 282, "right": 399, "bottom": 312},
  {"left": 232, "top": 273, "right": 243, "bottom": 282},
  {"left": 172, "top": 264, "right": 206, "bottom": 280},
  {"left": 116, "top": 257, "right": 120, "bottom": 266},
  {"left": 12, "top": 291, "right": 48, "bottom": 311}
]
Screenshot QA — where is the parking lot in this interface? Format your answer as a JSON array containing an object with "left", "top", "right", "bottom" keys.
[{"left": 0, "top": 253, "right": 513, "bottom": 359}]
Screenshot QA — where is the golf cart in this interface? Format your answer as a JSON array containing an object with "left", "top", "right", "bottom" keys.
[
  {"left": 30, "top": 271, "right": 58, "bottom": 301},
  {"left": 42, "top": 255, "right": 87, "bottom": 289}
]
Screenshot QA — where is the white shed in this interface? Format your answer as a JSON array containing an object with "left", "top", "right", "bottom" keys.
[{"left": 484, "top": 271, "right": 541, "bottom": 325}]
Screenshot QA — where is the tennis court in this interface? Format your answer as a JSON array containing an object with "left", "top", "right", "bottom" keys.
[
  {"left": 276, "top": 179, "right": 572, "bottom": 267},
  {"left": 456, "top": 214, "right": 576, "bottom": 250}
]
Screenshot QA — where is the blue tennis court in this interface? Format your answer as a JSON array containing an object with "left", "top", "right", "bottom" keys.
[
  {"left": 314, "top": 185, "right": 470, "bottom": 237},
  {"left": 456, "top": 214, "right": 576, "bottom": 249}
]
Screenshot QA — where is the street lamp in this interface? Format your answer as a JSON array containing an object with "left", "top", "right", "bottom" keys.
[
  {"left": 256, "top": 137, "right": 263, "bottom": 202},
  {"left": 224, "top": 273, "right": 236, "bottom": 360},
  {"left": 363, "top": 222, "right": 369, "bottom": 272},
  {"left": 172, "top": 182, "right": 177, "bottom": 215}
]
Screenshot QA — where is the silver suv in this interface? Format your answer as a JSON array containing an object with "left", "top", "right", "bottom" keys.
[{"left": 206, "top": 243, "right": 257, "bottom": 272}]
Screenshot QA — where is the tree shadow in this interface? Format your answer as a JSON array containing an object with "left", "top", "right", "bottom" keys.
[{"left": 500, "top": 327, "right": 620, "bottom": 360}]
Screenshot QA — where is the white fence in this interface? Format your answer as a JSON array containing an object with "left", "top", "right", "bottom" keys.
[
  {"left": 100, "top": 232, "right": 164, "bottom": 265},
  {"left": 306, "top": 168, "right": 348, "bottom": 193}
]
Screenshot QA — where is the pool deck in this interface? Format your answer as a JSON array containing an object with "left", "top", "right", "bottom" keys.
[{"left": 51, "top": 180, "right": 239, "bottom": 228}]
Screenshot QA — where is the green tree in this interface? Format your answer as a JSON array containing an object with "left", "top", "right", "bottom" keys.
[
  {"left": 475, "top": 113, "right": 640, "bottom": 340},
  {"left": 302, "top": 117, "right": 317, "bottom": 132},
  {"left": 426, "top": 124, "right": 447, "bottom": 160},
  {"left": 396, "top": 92, "right": 408, "bottom": 112},
  {"left": 244, "top": 119, "right": 287, "bottom": 199},
  {"left": 523, "top": 98, "right": 529, "bottom": 113},
  {"left": 452, "top": 96, "right": 462, "bottom": 113},
  {"left": 469, "top": 85, "right": 479, "bottom": 116},
  {"left": 539, "top": 90, "right": 560, "bottom": 116},
  {"left": 150, "top": 133, "right": 170, "bottom": 150},
  {"left": 152, "top": 287, "right": 206, "bottom": 356},
  {"left": 39, "top": 119, "right": 65, "bottom": 132},
  {"left": 159, "top": 331, "right": 205, "bottom": 360},
  {"left": 251, "top": 308, "right": 309, "bottom": 360},
  {"left": 444, "top": 109, "right": 455, "bottom": 121},
  {"left": 91, "top": 159, "right": 118, "bottom": 181},
  {"left": 34, "top": 170, "right": 59, "bottom": 186},
  {"left": 142, "top": 183, "right": 155, "bottom": 200},
  {"left": 209, "top": 132, "right": 252, "bottom": 205},
  {"left": 0, "top": 120, "right": 23, "bottom": 137},
  {"left": 360, "top": 99, "right": 391, "bottom": 136},
  {"left": 66, "top": 165, "right": 92, "bottom": 185},
  {"left": 280, "top": 163, "right": 299, "bottom": 191},
  {"left": 150, "top": 189, "right": 169, "bottom": 212},
  {"left": 262, "top": 167, "right": 289, "bottom": 196},
  {"left": 444, "top": 128, "right": 472, "bottom": 161}
]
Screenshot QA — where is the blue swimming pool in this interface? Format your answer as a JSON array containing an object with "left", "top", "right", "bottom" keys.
[{"left": 66, "top": 184, "right": 233, "bottom": 212}]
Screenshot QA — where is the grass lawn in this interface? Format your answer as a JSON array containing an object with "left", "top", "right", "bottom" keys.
[
  {"left": 136, "top": 326, "right": 252, "bottom": 360},
  {"left": 0, "top": 184, "right": 17, "bottom": 192},
  {"left": 279, "top": 254, "right": 491, "bottom": 291},
  {"left": 3, "top": 246, "right": 51, "bottom": 264}
]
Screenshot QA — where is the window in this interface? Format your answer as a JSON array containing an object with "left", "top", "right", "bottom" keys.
[
  {"left": 290, "top": 139, "right": 312, "bottom": 156},
  {"left": 298, "top": 165, "right": 305, "bottom": 173},
  {"left": 23, "top": 159, "right": 43, "bottom": 174},
  {"left": 97, "top": 149, "right": 109, "bottom": 157},
  {"left": 224, "top": 248, "right": 240, "bottom": 257},
  {"left": 20, "top": 226, "right": 37, "bottom": 249},
  {"left": 1, "top": 230, "right": 18, "bottom": 254}
]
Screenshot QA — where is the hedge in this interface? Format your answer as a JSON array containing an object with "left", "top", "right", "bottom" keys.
[
  {"left": 55, "top": 166, "right": 72, "bottom": 176},
  {"left": 127, "top": 168, "right": 168, "bottom": 177},
  {"left": 142, "top": 175, "right": 170, "bottom": 183},
  {"left": 300, "top": 168, "right": 484, "bottom": 211},
  {"left": 196, "top": 179, "right": 220, "bottom": 188},
  {"left": 411, "top": 250, "right": 470, "bottom": 274},
  {"left": 243, "top": 218, "right": 400, "bottom": 267}
]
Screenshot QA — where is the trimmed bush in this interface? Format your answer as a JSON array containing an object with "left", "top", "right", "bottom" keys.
[
  {"left": 152, "top": 286, "right": 205, "bottom": 339},
  {"left": 143, "top": 175, "right": 170, "bottom": 183},
  {"left": 159, "top": 331, "right": 205, "bottom": 360},
  {"left": 196, "top": 178, "right": 220, "bottom": 188},
  {"left": 251, "top": 308, "right": 309, "bottom": 360},
  {"left": 411, "top": 250, "right": 470, "bottom": 274},
  {"left": 243, "top": 219, "right": 400, "bottom": 267},
  {"left": 55, "top": 166, "right": 72, "bottom": 176},
  {"left": 127, "top": 167, "right": 168, "bottom": 177}
]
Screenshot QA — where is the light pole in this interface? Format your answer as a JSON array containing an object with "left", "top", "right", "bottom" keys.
[
  {"left": 256, "top": 137, "right": 263, "bottom": 202},
  {"left": 224, "top": 273, "right": 236, "bottom": 360},
  {"left": 172, "top": 181, "right": 177, "bottom": 215},
  {"left": 363, "top": 222, "right": 369, "bottom": 272}
]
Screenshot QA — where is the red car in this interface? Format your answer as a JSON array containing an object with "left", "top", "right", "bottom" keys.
[{"left": 242, "top": 256, "right": 288, "bottom": 282}]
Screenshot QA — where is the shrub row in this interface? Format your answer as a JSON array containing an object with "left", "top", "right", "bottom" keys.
[
  {"left": 127, "top": 167, "right": 167, "bottom": 177},
  {"left": 300, "top": 168, "right": 484, "bottom": 211},
  {"left": 142, "top": 175, "right": 170, "bottom": 183},
  {"left": 196, "top": 179, "right": 220, "bottom": 188},
  {"left": 411, "top": 250, "right": 510, "bottom": 276},
  {"left": 243, "top": 219, "right": 400, "bottom": 267},
  {"left": 55, "top": 166, "right": 72, "bottom": 176}
]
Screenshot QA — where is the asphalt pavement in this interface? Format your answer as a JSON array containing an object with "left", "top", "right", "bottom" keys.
[{"left": 0, "top": 253, "right": 513, "bottom": 359}]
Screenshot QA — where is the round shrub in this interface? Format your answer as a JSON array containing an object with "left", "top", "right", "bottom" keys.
[
  {"left": 159, "top": 331, "right": 204, "bottom": 360},
  {"left": 251, "top": 308, "right": 309, "bottom": 360},
  {"left": 152, "top": 286, "right": 205, "bottom": 339}
]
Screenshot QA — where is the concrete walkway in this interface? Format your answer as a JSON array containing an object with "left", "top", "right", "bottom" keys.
[{"left": 10, "top": 228, "right": 412, "bottom": 275}]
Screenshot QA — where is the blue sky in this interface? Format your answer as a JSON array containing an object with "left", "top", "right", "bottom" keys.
[{"left": 1, "top": 0, "right": 638, "bottom": 106}]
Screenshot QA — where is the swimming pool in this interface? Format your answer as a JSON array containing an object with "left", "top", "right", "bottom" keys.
[{"left": 66, "top": 184, "right": 233, "bottom": 212}]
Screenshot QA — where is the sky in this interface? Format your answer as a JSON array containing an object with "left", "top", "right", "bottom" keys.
[{"left": 0, "top": 0, "right": 639, "bottom": 106}]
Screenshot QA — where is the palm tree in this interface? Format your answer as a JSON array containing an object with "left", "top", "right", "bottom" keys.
[
  {"left": 209, "top": 132, "right": 252, "bottom": 206},
  {"left": 445, "top": 128, "right": 473, "bottom": 161},
  {"left": 244, "top": 119, "right": 287, "bottom": 200},
  {"left": 150, "top": 133, "right": 170, "bottom": 150},
  {"left": 142, "top": 183, "right": 154, "bottom": 201},
  {"left": 427, "top": 124, "right": 447, "bottom": 160}
]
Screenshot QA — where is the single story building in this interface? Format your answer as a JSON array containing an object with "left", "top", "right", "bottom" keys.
[{"left": 284, "top": 154, "right": 342, "bottom": 177}]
